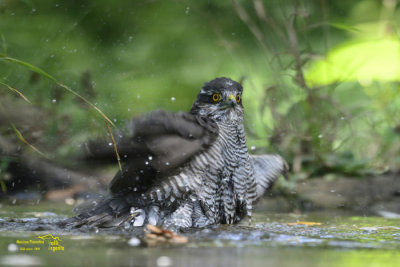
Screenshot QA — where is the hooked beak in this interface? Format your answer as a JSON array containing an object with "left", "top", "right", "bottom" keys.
[{"left": 226, "top": 94, "right": 236, "bottom": 108}]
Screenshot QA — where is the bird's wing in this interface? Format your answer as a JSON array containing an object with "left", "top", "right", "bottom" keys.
[
  {"left": 83, "top": 110, "right": 219, "bottom": 195},
  {"left": 130, "top": 110, "right": 218, "bottom": 172},
  {"left": 251, "top": 154, "right": 289, "bottom": 199}
]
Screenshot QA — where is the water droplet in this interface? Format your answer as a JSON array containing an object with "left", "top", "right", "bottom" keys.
[
  {"left": 185, "top": 7, "right": 190, "bottom": 14},
  {"left": 318, "top": 134, "right": 323, "bottom": 139},
  {"left": 165, "top": 162, "right": 170, "bottom": 166},
  {"left": 124, "top": 221, "right": 131, "bottom": 230},
  {"left": 145, "top": 161, "right": 149, "bottom": 165},
  {"left": 108, "top": 142, "right": 112, "bottom": 146},
  {"left": 157, "top": 256, "right": 173, "bottom": 267},
  {"left": 137, "top": 95, "right": 141, "bottom": 99},
  {"left": 128, "top": 237, "right": 140, "bottom": 246},
  {"left": 128, "top": 36, "right": 133, "bottom": 42},
  {"left": 52, "top": 99, "right": 57, "bottom": 103},
  {"left": 171, "top": 97, "right": 176, "bottom": 101},
  {"left": 113, "top": 118, "right": 117, "bottom": 122},
  {"left": 31, "top": 8, "right": 36, "bottom": 13},
  {"left": 8, "top": 243, "right": 18, "bottom": 252},
  {"left": 148, "top": 156, "right": 153, "bottom": 160},
  {"left": 250, "top": 145, "right": 256, "bottom": 151},
  {"left": 50, "top": 54, "right": 54, "bottom": 58},
  {"left": 340, "top": 116, "right": 345, "bottom": 120}
]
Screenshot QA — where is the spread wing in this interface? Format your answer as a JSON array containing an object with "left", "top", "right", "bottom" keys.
[
  {"left": 251, "top": 154, "right": 289, "bottom": 199},
  {"left": 84, "top": 110, "right": 219, "bottom": 195}
]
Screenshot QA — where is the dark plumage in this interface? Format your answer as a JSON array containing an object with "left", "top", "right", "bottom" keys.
[{"left": 67, "top": 77, "right": 288, "bottom": 229}]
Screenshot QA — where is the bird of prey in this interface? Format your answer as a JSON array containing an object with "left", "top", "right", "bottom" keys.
[{"left": 68, "top": 77, "right": 287, "bottom": 229}]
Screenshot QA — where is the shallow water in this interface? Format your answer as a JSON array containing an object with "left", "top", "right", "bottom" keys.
[{"left": 0, "top": 202, "right": 399, "bottom": 267}]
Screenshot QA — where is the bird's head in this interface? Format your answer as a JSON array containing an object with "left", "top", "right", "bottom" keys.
[{"left": 190, "top": 77, "right": 244, "bottom": 123}]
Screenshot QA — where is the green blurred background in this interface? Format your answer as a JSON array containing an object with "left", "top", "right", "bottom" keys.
[{"left": 1, "top": 0, "right": 400, "bottom": 181}]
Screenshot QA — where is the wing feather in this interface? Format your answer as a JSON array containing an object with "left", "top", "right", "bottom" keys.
[
  {"left": 83, "top": 110, "right": 218, "bottom": 195},
  {"left": 251, "top": 154, "right": 289, "bottom": 199}
]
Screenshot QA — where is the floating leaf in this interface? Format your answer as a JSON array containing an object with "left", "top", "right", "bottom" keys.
[{"left": 287, "top": 221, "right": 322, "bottom": 226}]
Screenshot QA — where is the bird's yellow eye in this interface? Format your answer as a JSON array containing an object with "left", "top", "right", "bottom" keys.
[
  {"left": 212, "top": 93, "right": 222, "bottom": 102},
  {"left": 236, "top": 94, "right": 241, "bottom": 103}
]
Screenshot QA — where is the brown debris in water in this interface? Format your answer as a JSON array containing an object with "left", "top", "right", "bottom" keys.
[{"left": 145, "top": 224, "right": 188, "bottom": 246}]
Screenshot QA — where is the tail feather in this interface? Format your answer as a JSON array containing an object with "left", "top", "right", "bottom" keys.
[{"left": 63, "top": 194, "right": 139, "bottom": 228}]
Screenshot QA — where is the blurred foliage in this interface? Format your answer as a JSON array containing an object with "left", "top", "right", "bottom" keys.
[{"left": 1, "top": 0, "right": 400, "bottom": 179}]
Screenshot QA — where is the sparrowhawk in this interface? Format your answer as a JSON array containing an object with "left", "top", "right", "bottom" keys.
[{"left": 68, "top": 77, "right": 288, "bottom": 229}]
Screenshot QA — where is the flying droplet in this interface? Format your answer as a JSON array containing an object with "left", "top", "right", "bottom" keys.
[{"left": 171, "top": 97, "right": 176, "bottom": 101}]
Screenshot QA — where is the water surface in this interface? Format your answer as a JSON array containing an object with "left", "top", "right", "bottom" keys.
[{"left": 0, "top": 202, "right": 399, "bottom": 266}]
